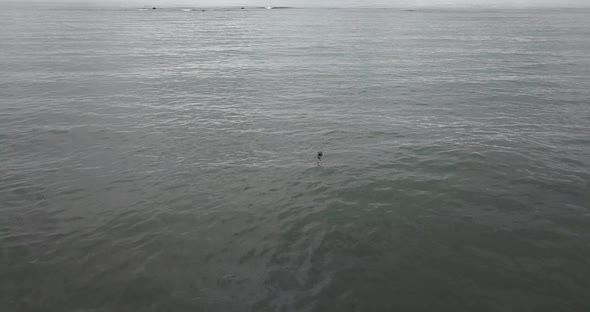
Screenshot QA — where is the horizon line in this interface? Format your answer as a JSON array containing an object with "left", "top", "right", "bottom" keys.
[{"left": 2, "top": 1, "right": 590, "bottom": 10}]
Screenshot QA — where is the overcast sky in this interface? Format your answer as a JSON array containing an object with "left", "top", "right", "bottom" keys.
[{"left": 3, "top": 0, "right": 589, "bottom": 8}]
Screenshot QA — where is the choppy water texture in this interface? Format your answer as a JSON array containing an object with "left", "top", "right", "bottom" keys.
[{"left": 1, "top": 5, "right": 589, "bottom": 312}]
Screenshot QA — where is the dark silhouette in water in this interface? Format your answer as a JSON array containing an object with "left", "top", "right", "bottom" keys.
[
  {"left": 317, "top": 151, "right": 323, "bottom": 161},
  {"left": 152, "top": 7, "right": 157, "bottom": 10}
]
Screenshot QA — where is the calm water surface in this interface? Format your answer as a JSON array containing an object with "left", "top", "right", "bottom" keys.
[{"left": 1, "top": 5, "right": 589, "bottom": 312}]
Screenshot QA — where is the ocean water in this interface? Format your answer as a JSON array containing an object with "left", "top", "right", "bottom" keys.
[{"left": 1, "top": 5, "right": 589, "bottom": 312}]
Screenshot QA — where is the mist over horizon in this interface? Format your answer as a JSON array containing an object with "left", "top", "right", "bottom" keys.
[{"left": 2, "top": 0, "right": 590, "bottom": 8}]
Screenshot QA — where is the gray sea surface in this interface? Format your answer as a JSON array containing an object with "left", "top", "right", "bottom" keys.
[{"left": 1, "top": 5, "right": 589, "bottom": 312}]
